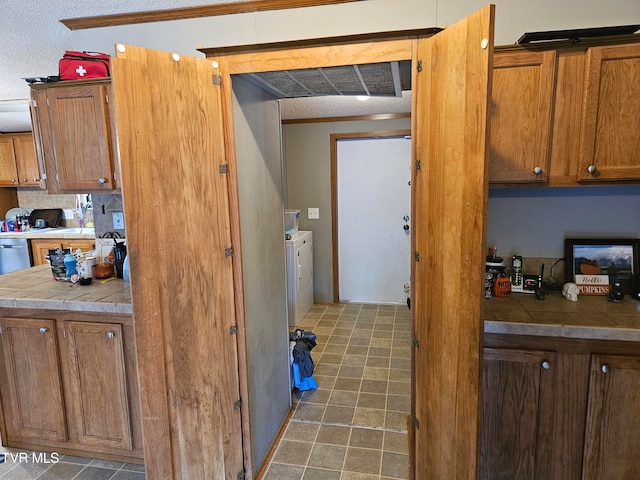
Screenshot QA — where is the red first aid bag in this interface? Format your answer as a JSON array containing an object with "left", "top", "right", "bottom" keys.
[{"left": 59, "top": 51, "right": 111, "bottom": 81}]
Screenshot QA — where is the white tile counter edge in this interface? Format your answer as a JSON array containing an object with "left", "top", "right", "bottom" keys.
[{"left": 485, "top": 320, "right": 640, "bottom": 342}]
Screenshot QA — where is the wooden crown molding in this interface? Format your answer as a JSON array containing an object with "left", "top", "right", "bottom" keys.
[{"left": 60, "top": 0, "right": 364, "bottom": 30}]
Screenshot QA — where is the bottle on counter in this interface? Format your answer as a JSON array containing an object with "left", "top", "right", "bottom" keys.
[{"left": 64, "top": 252, "right": 78, "bottom": 277}]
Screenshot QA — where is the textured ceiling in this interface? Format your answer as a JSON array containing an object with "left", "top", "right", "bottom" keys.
[{"left": 0, "top": 0, "right": 411, "bottom": 132}]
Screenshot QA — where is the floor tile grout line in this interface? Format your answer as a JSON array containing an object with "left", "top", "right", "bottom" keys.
[{"left": 289, "top": 418, "right": 407, "bottom": 434}]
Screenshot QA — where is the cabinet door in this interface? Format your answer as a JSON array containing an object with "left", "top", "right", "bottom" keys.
[
  {"left": 47, "top": 84, "right": 115, "bottom": 192},
  {"left": 0, "top": 136, "right": 19, "bottom": 186},
  {"left": 63, "top": 240, "right": 95, "bottom": 254},
  {"left": 582, "top": 354, "right": 640, "bottom": 479},
  {"left": 65, "top": 321, "right": 132, "bottom": 451},
  {"left": 481, "top": 348, "right": 556, "bottom": 480},
  {"left": 30, "top": 239, "right": 64, "bottom": 266},
  {"left": 579, "top": 43, "right": 640, "bottom": 181},
  {"left": 13, "top": 133, "right": 41, "bottom": 187},
  {"left": 489, "top": 50, "right": 556, "bottom": 183},
  {"left": 0, "top": 318, "right": 67, "bottom": 441}
]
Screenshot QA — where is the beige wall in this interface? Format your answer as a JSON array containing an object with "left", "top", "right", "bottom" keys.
[
  {"left": 283, "top": 117, "right": 411, "bottom": 303},
  {"left": 74, "top": 0, "right": 640, "bottom": 56}
]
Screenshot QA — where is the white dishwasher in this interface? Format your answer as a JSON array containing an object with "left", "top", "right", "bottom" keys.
[
  {"left": 0, "top": 238, "right": 32, "bottom": 274},
  {"left": 286, "top": 231, "right": 313, "bottom": 327}
]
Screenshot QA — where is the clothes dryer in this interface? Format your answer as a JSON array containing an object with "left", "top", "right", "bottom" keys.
[{"left": 286, "top": 231, "right": 313, "bottom": 326}]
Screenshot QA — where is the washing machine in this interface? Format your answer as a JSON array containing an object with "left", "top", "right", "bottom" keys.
[{"left": 286, "top": 231, "right": 313, "bottom": 326}]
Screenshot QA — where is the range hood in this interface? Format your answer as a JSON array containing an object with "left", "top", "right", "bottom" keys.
[{"left": 0, "top": 100, "right": 32, "bottom": 133}]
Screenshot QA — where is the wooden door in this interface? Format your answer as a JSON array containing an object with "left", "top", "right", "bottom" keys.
[
  {"left": 13, "top": 133, "right": 41, "bottom": 186},
  {"left": 412, "top": 6, "right": 494, "bottom": 479},
  {"left": 47, "top": 84, "right": 115, "bottom": 191},
  {"left": 65, "top": 321, "right": 132, "bottom": 451},
  {"left": 481, "top": 348, "right": 556, "bottom": 480},
  {"left": 579, "top": 43, "right": 640, "bottom": 181},
  {"left": 111, "top": 45, "right": 244, "bottom": 480},
  {"left": 489, "top": 50, "right": 556, "bottom": 183},
  {"left": 582, "top": 354, "right": 640, "bottom": 479},
  {"left": 0, "top": 136, "right": 18, "bottom": 186},
  {"left": 0, "top": 318, "right": 67, "bottom": 441}
]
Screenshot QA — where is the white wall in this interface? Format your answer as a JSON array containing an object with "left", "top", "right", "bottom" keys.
[{"left": 74, "top": 0, "right": 640, "bottom": 55}]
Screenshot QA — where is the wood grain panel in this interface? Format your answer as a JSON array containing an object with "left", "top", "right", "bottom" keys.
[
  {"left": 13, "top": 133, "right": 41, "bottom": 186},
  {"left": 0, "top": 136, "right": 18, "bottom": 185},
  {"left": 61, "top": 0, "right": 363, "bottom": 30},
  {"left": 210, "top": 37, "right": 414, "bottom": 74},
  {"left": 411, "top": 6, "right": 494, "bottom": 479},
  {"left": 112, "top": 45, "right": 244, "bottom": 480}
]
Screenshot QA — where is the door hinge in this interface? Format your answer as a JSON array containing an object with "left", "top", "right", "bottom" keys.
[
  {"left": 31, "top": 99, "right": 37, "bottom": 109},
  {"left": 233, "top": 399, "right": 242, "bottom": 410},
  {"left": 229, "top": 325, "right": 238, "bottom": 335},
  {"left": 415, "top": 159, "right": 421, "bottom": 170},
  {"left": 417, "top": 60, "right": 423, "bottom": 73},
  {"left": 224, "top": 246, "right": 234, "bottom": 257},
  {"left": 105, "top": 92, "right": 109, "bottom": 104},
  {"left": 0, "top": 326, "right": 2, "bottom": 334},
  {"left": 411, "top": 416, "right": 420, "bottom": 429},
  {"left": 414, "top": 337, "right": 420, "bottom": 348},
  {"left": 212, "top": 74, "right": 222, "bottom": 86},
  {"left": 414, "top": 251, "right": 421, "bottom": 262},
  {"left": 219, "top": 164, "right": 229, "bottom": 174}
]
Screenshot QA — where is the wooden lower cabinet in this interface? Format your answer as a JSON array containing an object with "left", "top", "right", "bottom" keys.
[
  {"left": 481, "top": 348, "right": 556, "bottom": 480},
  {"left": 482, "top": 337, "right": 640, "bottom": 479},
  {"left": 582, "top": 354, "right": 640, "bottom": 480},
  {"left": 31, "top": 238, "right": 96, "bottom": 266},
  {"left": 0, "top": 312, "right": 142, "bottom": 463},
  {"left": 64, "top": 321, "right": 132, "bottom": 451},
  {"left": 0, "top": 318, "right": 67, "bottom": 442}
]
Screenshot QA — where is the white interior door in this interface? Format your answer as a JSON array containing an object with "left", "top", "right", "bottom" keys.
[{"left": 337, "top": 136, "right": 411, "bottom": 304}]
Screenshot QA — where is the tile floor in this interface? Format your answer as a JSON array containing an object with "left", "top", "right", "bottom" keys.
[
  {"left": 263, "top": 303, "right": 412, "bottom": 480},
  {"left": 0, "top": 452, "right": 145, "bottom": 479}
]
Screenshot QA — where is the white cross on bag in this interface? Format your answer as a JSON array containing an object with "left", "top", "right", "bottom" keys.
[{"left": 76, "top": 65, "right": 87, "bottom": 76}]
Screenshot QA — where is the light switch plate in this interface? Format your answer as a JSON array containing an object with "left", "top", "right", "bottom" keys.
[
  {"left": 308, "top": 208, "right": 320, "bottom": 219},
  {"left": 112, "top": 211, "right": 125, "bottom": 229},
  {"left": 63, "top": 209, "right": 74, "bottom": 220}
]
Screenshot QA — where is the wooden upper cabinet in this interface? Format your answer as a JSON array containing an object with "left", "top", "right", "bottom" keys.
[
  {"left": 31, "top": 81, "right": 117, "bottom": 193},
  {"left": 0, "top": 136, "right": 19, "bottom": 186},
  {"left": 13, "top": 133, "right": 41, "bottom": 186},
  {"left": 488, "top": 50, "right": 556, "bottom": 183},
  {"left": 582, "top": 354, "right": 640, "bottom": 479},
  {"left": 0, "top": 317, "right": 67, "bottom": 442},
  {"left": 578, "top": 43, "right": 640, "bottom": 181},
  {"left": 0, "top": 133, "right": 39, "bottom": 187}
]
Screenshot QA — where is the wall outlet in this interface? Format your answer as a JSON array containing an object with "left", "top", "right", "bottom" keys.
[
  {"left": 308, "top": 207, "right": 320, "bottom": 219},
  {"left": 63, "top": 209, "right": 75, "bottom": 220},
  {"left": 112, "top": 211, "right": 125, "bottom": 230}
]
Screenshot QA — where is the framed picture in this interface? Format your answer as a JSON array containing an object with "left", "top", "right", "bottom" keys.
[{"left": 564, "top": 238, "right": 640, "bottom": 295}]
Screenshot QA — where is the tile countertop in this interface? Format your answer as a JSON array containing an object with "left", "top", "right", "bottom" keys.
[
  {"left": 485, "top": 291, "right": 640, "bottom": 342},
  {"left": 0, "top": 227, "right": 95, "bottom": 239},
  {"left": 0, "top": 264, "right": 131, "bottom": 315}
]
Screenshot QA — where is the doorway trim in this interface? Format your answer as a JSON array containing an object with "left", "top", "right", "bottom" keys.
[{"left": 330, "top": 129, "right": 411, "bottom": 303}]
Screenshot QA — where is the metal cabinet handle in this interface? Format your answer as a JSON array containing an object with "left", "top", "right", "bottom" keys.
[
  {"left": 107, "top": 332, "right": 115, "bottom": 339},
  {"left": 588, "top": 165, "right": 597, "bottom": 174},
  {"left": 39, "top": 327, "right": 47, "bottom": 334},
  {"left": 601, "top": 364, "right": 609, "bottom": 374},
  {"left": 10, "top": 179, "right": 15, "bottom": 183},
  {"left": 98, "top": 177, "right": 108, "bottom": 185},
  {"left": 533, "top": 166, "right": 542, "bottom": 176},
  {"left": 541, "top": 361, "right": 550, "bottom": 370},
  {"left": 22, "top": 178, "right": 27, "bottom": 182}
]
